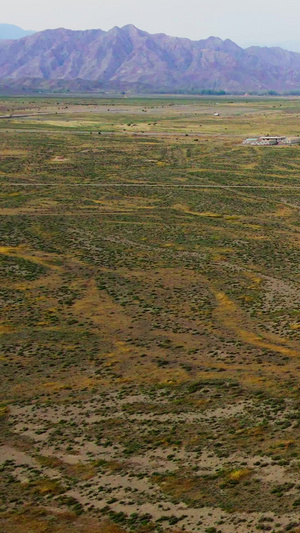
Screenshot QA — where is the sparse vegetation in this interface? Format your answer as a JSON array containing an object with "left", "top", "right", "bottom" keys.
[{"left": 0, "top": 95, "right": 299, "bottom": 533}]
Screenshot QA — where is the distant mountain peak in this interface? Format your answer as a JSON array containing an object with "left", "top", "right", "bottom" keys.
[
  {"left": 0, "top": 23, "right": 35, "bottom": 40},
  {"left": 122, "top": 24, "right": 139, "bottom": 31},
  {"left": 206, "top": 36, "right": 223, "bottom": 44}
]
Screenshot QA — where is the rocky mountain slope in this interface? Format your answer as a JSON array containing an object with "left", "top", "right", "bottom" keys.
[{"left": 1, "top": 25, "right": 300, "bottom": 93}]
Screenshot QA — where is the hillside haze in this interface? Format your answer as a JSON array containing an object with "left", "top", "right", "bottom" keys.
[
  {"left": 0, "top": 24, "right": 35, "bottom": 40},
  {"left": 1, "top": 25, "right": 300, "bottom": 93}
]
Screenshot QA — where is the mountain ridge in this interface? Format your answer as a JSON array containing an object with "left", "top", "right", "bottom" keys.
[{"left": 1, "top": 25, "right": 300, "bottom": 93}]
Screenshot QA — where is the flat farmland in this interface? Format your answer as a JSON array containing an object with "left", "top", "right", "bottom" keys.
[{"left": 0, "top": 96, "right": 300, "bottom": 533}]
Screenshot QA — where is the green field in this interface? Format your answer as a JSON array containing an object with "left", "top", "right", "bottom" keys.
[{"left": 0, "top": 96, "right": 300, "bottom": 533}]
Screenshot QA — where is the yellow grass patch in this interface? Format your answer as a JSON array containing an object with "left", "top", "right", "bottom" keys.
[
  {"left": 275, "top": 206, "right": 294, "bottom": 218},
  {"left": 228, "top": 468, "right": 252, "bottom": 482},
  {"left": 66, "top": 463, "right": 97, "bottom": 481},
  {"left": 224, "top": 215, "right": 240, "bottom": 220},
  {"left": 0, "top": 149, "right": 28, "bottom": 157},
  {"left": 214, "top": 290, "right": 299, "bottom": 357},
  {"left": 27, "top": 478, "right": 64, "bottom": 495},
  {"left": 290, "top": 323, "right": 300, "bottom": 330},
  {"left": 173, "top": 204, "right": 243, "bottom": 221},
  {"left": 72, "top": 278, "right": 132, "bottom": 333},
  {"left": 0, "top": 405, "right": 9, "bottom": 417},
  {"left": 0, "top": 324, "right": 15, "bottom": 334},
  {"left": 0, "top": 245, "right": 62, "bottom": 271}
]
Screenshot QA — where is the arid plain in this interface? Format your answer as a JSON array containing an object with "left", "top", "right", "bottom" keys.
[{"left": 0, "top": 96, "right": 300, "bottom": 533}]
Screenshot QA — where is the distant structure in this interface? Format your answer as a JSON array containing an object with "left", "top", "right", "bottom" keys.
[{"left": 243, "top": 136, "right": 300, "bottom": 146}]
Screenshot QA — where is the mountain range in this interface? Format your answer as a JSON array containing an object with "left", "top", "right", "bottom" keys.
[{"left": 1, "top": 25, "right": 300, "bottom": 94}]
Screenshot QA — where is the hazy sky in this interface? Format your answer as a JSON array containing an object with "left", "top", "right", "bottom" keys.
[{"left": 2, "top": 0, "right": 300, "bottom": 46}]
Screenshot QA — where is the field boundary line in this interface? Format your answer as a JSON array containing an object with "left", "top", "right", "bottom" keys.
[{"left": 3, "top": 183, "right": 300, "bottom": 190}]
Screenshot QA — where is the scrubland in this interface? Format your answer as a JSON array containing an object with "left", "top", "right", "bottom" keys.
[{"left": 0, "top": 96, "right": 300, "bottom": 532}]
